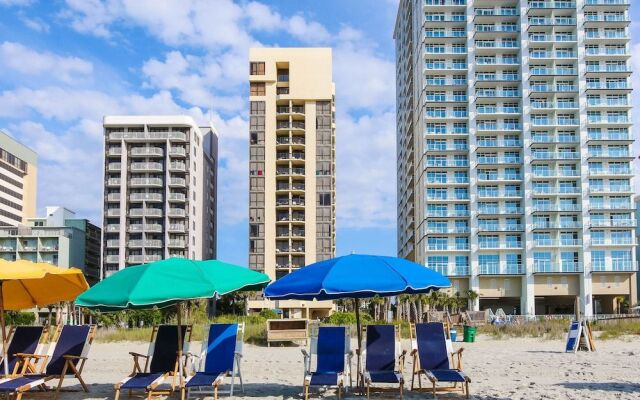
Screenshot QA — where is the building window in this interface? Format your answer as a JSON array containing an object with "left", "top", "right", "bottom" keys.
[
  {"left": 250, "top": 62, "right": 265, "bottom": 75},
  {"left": 250, "top": 82, "right": 266, "bottom": 96}
]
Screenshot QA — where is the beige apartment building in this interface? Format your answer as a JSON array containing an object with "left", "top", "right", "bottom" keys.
[
  {"left": 102, "top": 116, "right": 217, "bottom": 278},
  {"left": 0, "top": 131, "right": 37, "bottom": 226},
  {"left": 247, "top": 48, "right": 336, "bottom": 319}
]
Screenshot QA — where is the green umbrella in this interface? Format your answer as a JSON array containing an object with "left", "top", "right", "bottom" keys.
[
  {"left": 75, "top": 258, "right": 270, "bottom": 380},
  {"left": 76, "top": 258, "right": 270, "bottom": 310}
]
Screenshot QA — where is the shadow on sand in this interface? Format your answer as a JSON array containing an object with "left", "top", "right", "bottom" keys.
[{"left": 557, "top": 381, "right": 640, "bottom": 393}]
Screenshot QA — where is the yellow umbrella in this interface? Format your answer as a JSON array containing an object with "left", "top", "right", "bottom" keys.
[{"left": 0, "top": 260, "right": 89, "bottom": 375}]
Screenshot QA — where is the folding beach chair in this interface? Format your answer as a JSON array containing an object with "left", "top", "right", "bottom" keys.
[
  {"left": 359, "top": 324, "right": 405, "bottom": 399},
  {"left": 0, "top": 326, "right": 49, "bottom": 377},
  {"left": 182, "top": 323, "right": 244, "bottom": 400},
  {"left": 0, "top": 324, "right": 96, "bottom": 400},
  {"left": 302, "top": 326, "right": 352, "bottom": 400},
  {"left": 410, "top": 322, "right": 470, "bottom": 398},
  {"left": 115, "top": 324, "right": 192, "bottom": 400}
]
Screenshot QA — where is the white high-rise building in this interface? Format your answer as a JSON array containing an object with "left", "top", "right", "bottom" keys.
[
  {"left": 0, "top": 130, "right": 37, "bottom": 226},
  {"left": 395, "top": 0, "right": 636, "bottom": 316},
  {"left": 102, "top": 116, "right": 217, "bottom": 278}
]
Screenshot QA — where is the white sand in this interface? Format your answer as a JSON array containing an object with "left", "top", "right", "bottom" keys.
[{"left": 43, "top": 336, "right": 640, "bottom": 399}]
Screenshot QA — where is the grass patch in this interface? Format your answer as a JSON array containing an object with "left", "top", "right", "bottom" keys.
[
  {"left": 592, "top": 319, "right": 640, "bottom": 340},
  {"left": 477, "top": 319, "right": 569, "bottom": 340}
]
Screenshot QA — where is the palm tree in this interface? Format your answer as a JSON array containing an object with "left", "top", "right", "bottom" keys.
[{"left": 465, "top": 289, "right": 479, "bottom": 311}]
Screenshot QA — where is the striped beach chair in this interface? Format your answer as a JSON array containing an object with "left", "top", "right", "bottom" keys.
[
  {"left": 0, "top": 326, "right": 48, "bottom": 377},
  {"left": 0, "top": 324, "right": 96, "bottom": 400},
  {"left": 410, "top": 322, "right": 470, "bottom": 398},
  {"left": 360, "top": 324, "right": 406, "bottom": 399},
  {"left": 182, "top": 323, "right": 244, "bottom": 400},
  {"left": 114, "top": 324, "right": 192, "bottom": 400},
  {"left": 302, "top": 326, "right": 352, "bottom": 400}
]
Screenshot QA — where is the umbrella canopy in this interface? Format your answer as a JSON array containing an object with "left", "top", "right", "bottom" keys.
[
  {"left": 263, "top": 254, "right": 450, "bottom": 388},
  {"left": 0, "top": 260, "right": 89, "bottom": 375},
  {"left": 76, "top": 258, "right": 271, "bottom": 311},
  {"left": 0, "top": 260, "right": 89, "bottom": 310},
  {"left": 264, "top": 254, "right": 450, "bottom": 300}
]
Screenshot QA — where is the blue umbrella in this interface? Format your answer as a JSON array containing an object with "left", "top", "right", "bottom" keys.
[{"left": 264, "top": 254, "right": 450, "bottom": 385}]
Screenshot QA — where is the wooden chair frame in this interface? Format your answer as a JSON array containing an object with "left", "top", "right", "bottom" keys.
[
  {"left": 6, "top": 325, "right": 96, "bottom": 400},
  {"left": 409, "top": 323, "right": 470, "bottom": 399},
  {"left": 114, "top": 324, "right": 192, "bottom": 400},
  {"left": 1, "top": 325, "right": 51, "bottom": 378}
]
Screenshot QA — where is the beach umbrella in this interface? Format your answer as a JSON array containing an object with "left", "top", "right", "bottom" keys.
[
  {"left": 75, "top": 258, "right": 270, "bottom": 377},
  {"left": 263, "top": 254, "right": 450, "bottom": 386},
  {"left": 0, "top": 260, "right": 89, "bottom": 375}
]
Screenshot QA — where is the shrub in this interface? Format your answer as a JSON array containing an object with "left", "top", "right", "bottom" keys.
[
  {"left": 6, "top": 311, "right": 36, "bottom": 326},
  {"left": 323, "top": 311, "right": 372, "bottom": 326},
  {"left": 258, "top": 309, "right": 278, "bottom": 320}
]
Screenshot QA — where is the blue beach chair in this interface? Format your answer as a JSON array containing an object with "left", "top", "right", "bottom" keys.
[
  {"left": 360, "top": 324, "right": 405, "bottom": 399},
  {"left": 114, "top": 324, "right": 192, "bottom": 400},
  {"left": 0, "top": 326, "right": 48, "bottom": 376},
  {"left": 302, "top": 326, "right": 352, "bottom": 400},
  {"left": 0, "top": 325, "right": 96, "bottom": 400},
  {"left": 182, "top": 323, "right": 244, "bottom": 400},
  {"left": 410, "top": 322, "right": 470, "bottom": 398}
]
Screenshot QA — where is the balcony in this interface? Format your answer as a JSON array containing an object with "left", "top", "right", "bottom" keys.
[
  {"left": 477, "top": 173, "right": 522, "bottom": 181},
  {"left": 168, "top": 224, "right": 186, "bottom": 233},
  {"left": 169, "top": 162, "right": 187, "bottom": 172},
  {"left": 425, "top": 210, "right": 469, "bottom": 218},
  {"left": 531, "top": 135, "right": 578, "bottom": 143},
  {"left": 130, "top": 162, "right": 163, "bottom": 172},
  {"left": 168, "top": 193, "right": 186, "bottom": 202},
  {"left": 532, "top": 186, "right": 580, "bottom": 195},
  {"left": 105, "top": 209, "right": 120, "bottom": 217},
  {"left": 107, "top": 193, "right": 121, "bottom": 202},
  {"left": 106, "top": 178, "right": 121, "bottom": 186},
  {"left": 106, "top": 240, "right": 119, "bottom": 248},
  {"left": 476, "top": 156, "right": 522, "bottom": 165},
  {"left": 532, "top": 221, "right": 582, "bottom": 229},
  {"left": 168, "top": 239, "right": 186, "bottom": 248},
  {"left": 478, "top": 190, "right": 522, "bottom": 198},
  {"left": 476, "top": 90, "right": 520, "bottom": 98},
  {"left": 591, "top": 237, "right": 634, "bottom": 246},
  {"left": 528, "top": 34, "right": 576, "bottom": 42},
  {"left": 169, "top": 147, "right": 187, "bottom": 157},
  {"left": 425, "top": 160, "right": 469, "bottom": 168},
  {"left": 591, "top": 219, "right": 635, "bottom": 228},
  {"left": 531, "top": 152, "right": 580, "bottom": 160},
  {"left": 168, "top": 208, "right": 186, "bottom": 218},
  {"left": 477, "top": 207, "right": 523, "bottom": 215},
  {"left": 476, "top": 123, "right": 521, "bottom": 132},
  {"left": 479, "top": 263, "right": 524, "bottom": 275},
  {"left": 108, "top": 163, "right": 121, "bottom": 171},
  {"left": 532, "top": 204, "right": 580, "bottom": 212},
  {"left": 108, "top": 131, "right": 187, "bottom": 142},
  {"left": 476, "top": 106, "right": 521, "bottom": 115},
  {"left": 129, "top": 208, "right": 162, "bottom": 217},
  {"left": 424, "top": 62, "right": 467, "bottom": 71},
  {"left": 276, "top": 167, "right": 305, "bottom": 176},
  {"left": 130, "top": 178, "right": 163, "bottom": 187},
  {"left": 528, "top": 17, "right": 577, "bottom": 26},
  {"left": 108, "top": 148, "right": 122, "bottom": 157},
  {"left": 105, "top": 255, "right": 120, "bottom": 264},
  {"left": 530, "top": 67, "right": 577, "bottom": 76},
  {"left": 130, "top": 147, "right": 163, "bottom": 157},
  {"left": 424, "top": 0, "right": 466, "bottom": 5},
  {"left": 533, "top": 239, "right": 582, "bottom": 247},
  {"left": 533, "top": 261, "right": 583, "bottom": 273},
  {"left": 128, "top": 239, "right": 162, "bottom": 248},
  {"left": 169, "top": 178, "right": 187, "bottom": 187},
  {"left": 586, "top": 82, "right": 630, "bottom": 90},
  {"left": 130, "top": 193, "right": 163, "bottom": 202},
  {"left": 584, "top": 0, "right": 629, "bottom": 4},
  {"left": 478, "top": 224, "right": 524, "bottom": 232},
  {"left": 105, "top": 224, "right": 120, "bottom": 232},
  {"left": 588, "top": 168, "right": 632, "bottom": 176},
  {"left": 592, "top": 261, "right": 637, "bottom": 273},
  {"left": 128, "top": 255, "right": 162, "bottom": 264}
]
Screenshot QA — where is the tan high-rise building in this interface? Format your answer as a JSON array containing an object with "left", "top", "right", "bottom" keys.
[
  {"left": 0, "top": 130, "right": 37, "bottom": 226},
  {"left": 247, "top": 48, "right": 336, "bottom": 319}
]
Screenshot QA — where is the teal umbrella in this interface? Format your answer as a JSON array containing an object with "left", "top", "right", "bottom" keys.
[
  {"left": 76, "top": 258, "right": 270, "bottom": 380},
  {"left": 76, "top": 258, "right": 270, "bottom": 311}
]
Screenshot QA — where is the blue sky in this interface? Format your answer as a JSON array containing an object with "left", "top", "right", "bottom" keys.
[{"left": 0, "top": 0, "right": 401, "bottom": 266}]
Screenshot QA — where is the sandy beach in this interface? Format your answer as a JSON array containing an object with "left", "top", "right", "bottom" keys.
[{"left": 42, "top": 335, "right": 640, "bottom": 399}]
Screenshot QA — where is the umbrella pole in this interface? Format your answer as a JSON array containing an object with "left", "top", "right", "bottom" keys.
[
  {"left": 354, "top": 297, "right": 362, "bottom": 391},
  {"left": 0, "top": 282, "right": 8, "bottom": 376},
  {"left": 176, "top": 302, "right": 184, "bottom": 388}
]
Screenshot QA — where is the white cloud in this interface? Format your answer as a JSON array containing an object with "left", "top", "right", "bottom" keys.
[
  {"left": 286, "top": 15, "right": 331, "bottom": 44},
  {"left": 21, "top": 16, "right": 50, "bottom": 32},
  {"left": 0, "top": 42, "right": 93, "bottom": 83},
  {"left": 141, "top": 50, "right": 245, "bottom": 111},
  {"left": 245, "top": 1, "right": 282, "bottom": 31}
]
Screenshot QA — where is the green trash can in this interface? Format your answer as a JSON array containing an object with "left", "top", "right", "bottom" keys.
[{"left": 463, "top": 325, "right": 477, "bottom": 343}]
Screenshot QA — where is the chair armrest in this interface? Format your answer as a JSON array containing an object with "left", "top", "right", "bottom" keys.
[
  {"left": 14, "top": 353, "right": 46, "bottom": 359},
  {"left": 301, "top": 349, "right": 309, "bottom": 358},
  {"left": 63, "top": 355, "right": 88, "bottom": 360},
  {"left": 234, "top": 352, "right": 243, "bottom": 359},
  {"left": 129, "top": 352, "right": 149, "bottom": 359},
  {"left": 410, "top": 349, "right": 418, "bottom": 357}
]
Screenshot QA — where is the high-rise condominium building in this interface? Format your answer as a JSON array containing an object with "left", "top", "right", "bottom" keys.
[
  {"left": 102, "top": 116, "right": 217, "bottom": 278},
  {"left": 0, "top": 206, "right": 101, "bottom": 285},
  {"left": 395, "top": 0, "right": 635, "bottom": 316},
  {"left": 0, "top": 130, "right": 37, "bottom": 226},
  {"left": 247, "top": 48, "right": 336, "bottom": 319}
]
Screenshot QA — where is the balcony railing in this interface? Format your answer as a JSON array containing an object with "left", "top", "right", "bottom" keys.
[
  {"left": 533, "top": 262, "right": 583, "bottom": 273},
  {"left": 479, "top": 263, "right": 524, "bottom": 275},
  {"left": 592, "top": 261, "right": 637, "bottom": 272},
  {"left": 591, "top": 219, "right": 635, "bottom": 227}
]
